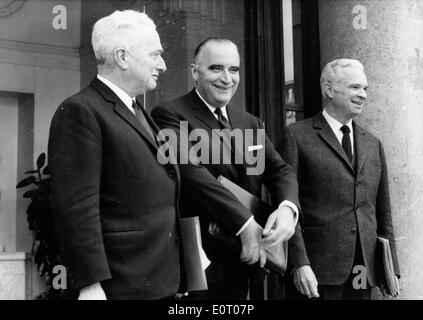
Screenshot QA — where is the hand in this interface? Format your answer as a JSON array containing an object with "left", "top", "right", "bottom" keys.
[
  {"left": 175, "top": 292, "right": 189, "bottom": 299},
  {"left": 78, "top": 282, "right": 107, "bottom": 300},
  {"left": 379, "top": 284, "right": 391, "bottom": 299},
  {"left": 293, "top": 265, "right": 320, "bottom": 299},
  {"left": 239, "top": 219, "right": 267, "bottom": 268},
  {"left": 379, "top": 276, "right": 400, "bottom": 299},
  {"left": 262, "top": 206, "right": 295, "bottom": 247}
]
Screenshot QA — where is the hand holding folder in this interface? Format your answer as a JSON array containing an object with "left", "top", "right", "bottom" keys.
[{"left": 212, "top": 175, "right": 288, "bottom": 276}]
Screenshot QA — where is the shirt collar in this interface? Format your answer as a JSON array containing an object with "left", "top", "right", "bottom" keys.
[
  {"left": 195, "top": 88, "right": 229, "bottom": 120},
  {"left": 322, "top": 108, "right": 353, "bottom": 134},
  {"left": 97, "top": 74, "right": 134, "bottom": 110}
]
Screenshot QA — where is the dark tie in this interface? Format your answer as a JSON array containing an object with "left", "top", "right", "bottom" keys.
[
  {"left": 214, "top": 107, "right": 244, "bottom": 172},
  {"left": 341, "top": 125, "right": 353, "bottom": 163},
  {"left": 132, "top": 101, "right": 157, "bottom": 146},
  {"left": 214, "top": 108, "right": 232, "bottom": 130}
]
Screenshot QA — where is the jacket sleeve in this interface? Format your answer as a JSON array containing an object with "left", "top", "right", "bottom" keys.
[
  {"left": 375, "top": 141, "right": 400, "bottom": 277},
  {"left": 48, "top": 100, "right": 112, "bottom": 290},
  {"left": 258, "top": 118, "right": 300, "bottom": 211},
  {"left": 279, "top": 126, "right": 310, "bottom": 269}
]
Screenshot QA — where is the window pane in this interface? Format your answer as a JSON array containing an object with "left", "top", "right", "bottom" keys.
[
  {"left": 286, "top": 110, "right": 304, "bottom": 126},
  {"left": 283, "top": 0, "right": 304, "bottom": 120}
]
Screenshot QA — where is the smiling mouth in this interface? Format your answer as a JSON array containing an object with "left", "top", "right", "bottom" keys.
[
  {"left": 213, "top": 84, "right": 232, "bottom": 91},
  {"left": 351, "top": 101, "right": 364, "bottom": 106}
]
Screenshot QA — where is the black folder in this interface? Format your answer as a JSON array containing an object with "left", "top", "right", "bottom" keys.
[{"left": 212, "top": 175, "right": 288, "bottom": 275}]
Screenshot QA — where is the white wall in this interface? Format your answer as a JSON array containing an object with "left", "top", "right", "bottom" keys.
[{"left": 0, "top": 0, "right": 82, "bottom": 299}]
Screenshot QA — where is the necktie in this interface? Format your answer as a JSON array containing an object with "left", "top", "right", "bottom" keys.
[
  {"left": 132, "top": 101, "right": 157, "bottom": 146},
  {"left": 214, "top": 107, "right": 243, "bottom": 169},
  {"left": 340, "top": 125, "right": 352, "bottom": 163},
  {"left": 214, "top": 108, "right": 232, "bottom": 130}
]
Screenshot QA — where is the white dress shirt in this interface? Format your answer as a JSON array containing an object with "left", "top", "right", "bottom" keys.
[
  {"left": 195, "top": 88, "right": 229, "bottom": 120},
  {"left": 195, "top": 89, "right": 298, "bottom": 236},
  {"left": 322, "top": 108, "right": 354, "bottom": 156},
  {"left": 97, "top": 74, "right": 137, "bottom": 114}
]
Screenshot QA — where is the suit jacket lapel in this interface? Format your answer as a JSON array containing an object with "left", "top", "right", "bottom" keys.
[
  {"left": 187, "top": 89, "right": 222, "bottom": 130},
  {"left": 90, "top": 78, "right": 158, "bottom": 150},
  {"left": 226, "top": 106, "right": 249, "bottom": 159},
  {"left": 186, "top": 89, "right": 248, "bottom": 169},
  {"left": 134, "top": 97, "right": 161, "bottom": 135},
  {"left": 314, "top": 113, "right": 355, "bottom": 174},
  {"left": 353, "top": 121, "right": 368, "bottom": 176},
  {"left": 135, "top": 97, "right": 179, "bottom": 170},
  {"left": 226, "top": 105, "right": 244, "bottom": 130}
]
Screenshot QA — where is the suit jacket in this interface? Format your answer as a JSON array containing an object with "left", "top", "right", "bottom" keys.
[
  {"left": 279, "top": 112, "right": 400, "bottom": 287},
  {"left": 48, "top": 78, "right": 183, "bottom": 299},
  {"left": 152, "top": 89, "right": 299, "bottom": 283}
]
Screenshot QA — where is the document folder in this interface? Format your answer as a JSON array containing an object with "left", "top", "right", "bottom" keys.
[
  {"left": 180, "top": 216, "right": 208, "bottom": 291},
  {"left": 376, "top": 236, "right": 399, "bottom": 297}
]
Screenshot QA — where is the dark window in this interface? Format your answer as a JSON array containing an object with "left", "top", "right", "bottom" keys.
[{"left": 245, "top": 0, "right": 321, "bottom": 145}]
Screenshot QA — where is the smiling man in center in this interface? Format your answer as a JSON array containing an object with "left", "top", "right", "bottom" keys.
[{"left": 152, "top": 37, "right": 300, "bottom": 299}]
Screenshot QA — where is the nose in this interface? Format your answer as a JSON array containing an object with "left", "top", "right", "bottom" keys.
[
  {"left": 220, "top": 69, "right": 231, "bottom": 83},
  {"left": 157, "top": 56, "right": 167, "bottom": 73},
  {"left": 358, "top": 88, "right": 367, "bottom": 99}
]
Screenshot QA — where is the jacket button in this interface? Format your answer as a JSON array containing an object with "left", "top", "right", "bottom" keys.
[
  {"left": 351, "top": 229, "right": 357, "bottom": 234},
  {"left": 167, "top": 169, "right": 176, "bottom": 179}
]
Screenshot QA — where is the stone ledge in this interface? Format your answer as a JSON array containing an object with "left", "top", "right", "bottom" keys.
[
  {"left": 0, "top": 252, "right": 29, "bottom": 261},
  {"left": 0, "top": 252, "right": 32, "bottom": 299}
]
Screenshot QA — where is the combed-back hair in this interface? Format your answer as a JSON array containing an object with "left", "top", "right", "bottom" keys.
[
  {"left": 192, "top": 37, "right": 238, "bottom": 63},
  {"left": 92, "top": 10, "right": 156, "bottom": 69},
  {"left": 320, "top": 59, "right": 364, "bottom": 98}
]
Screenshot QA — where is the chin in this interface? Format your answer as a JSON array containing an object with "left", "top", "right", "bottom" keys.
[
  {"left": 216, "top": 94, "right": 232, "bottom": 103},
  {"left": 148, "top": 84, "right": 157, "bottom": 91},
  {"left": 215, "top": 100, "right": 230, "bottom": 107}
]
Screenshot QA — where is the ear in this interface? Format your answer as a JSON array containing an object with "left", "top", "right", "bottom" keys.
[
  {"left": 323, "top": 82, "right": 334, "bottom": 99},
  {"left": 190, "top": 63, "right": 199, "bottom": 82},
  {"left": 114, "top": 48, "right": 129, "bottom": 70}
]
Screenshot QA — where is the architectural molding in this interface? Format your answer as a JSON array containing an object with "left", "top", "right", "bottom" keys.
[
  {"left": 0, "top": 39, "right": 80, "bottom": 71},
  {"left": 0, "top": 39, "right": 79, "bottom": 57}
]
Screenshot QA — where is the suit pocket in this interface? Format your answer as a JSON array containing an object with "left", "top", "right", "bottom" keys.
[
  {"left": 102, "top": 229, "right": 149, "bottom": 263},
  {"left": 367, "top": 159, "right": 381, "bottom": 168}
]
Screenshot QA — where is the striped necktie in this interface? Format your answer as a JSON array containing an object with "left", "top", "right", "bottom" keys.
[{"left": 132, "top": 101, "right": 157, "bottom": 146}]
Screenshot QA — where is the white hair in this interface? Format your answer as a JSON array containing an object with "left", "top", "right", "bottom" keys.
[
  {"left": 91, "top": 10, "right": 157, "bottom": 70},
  {"left": 320, "top": 59, "right": 365, "bottom": 98}
]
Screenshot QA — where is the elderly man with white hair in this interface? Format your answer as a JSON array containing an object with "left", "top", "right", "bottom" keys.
[
  {"left": 48, "top": 10, "right": 184, "bottom": 300},
  {"left": 279, "top": 59, "right": 400, "bottom": 300}
]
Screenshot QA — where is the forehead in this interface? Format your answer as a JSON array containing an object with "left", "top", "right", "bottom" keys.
[
  {"left": 198, "top": 42, "right": 240, "bottom": 66},
  {"left": 336, "top": 66, "right": 367, "bottom": 85}
]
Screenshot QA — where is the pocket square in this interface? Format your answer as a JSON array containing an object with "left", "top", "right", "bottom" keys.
[{"left": 248, "top": 144, "right": 263, "bottom": 152}]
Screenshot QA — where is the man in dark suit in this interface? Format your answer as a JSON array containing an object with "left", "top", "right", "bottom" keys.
[
  {"left": 48, "top": 10, "right": 183, "bottom": 300},
  {"left": 152, "top": 38, "right": 300, "bottom": 299},
  {"left": 279, "top": 59, "right": 400, "bottom": 300}
]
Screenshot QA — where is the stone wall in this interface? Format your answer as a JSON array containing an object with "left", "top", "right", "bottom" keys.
[{"left": 319, "top": 0, "right": 423, "bottom": 299}]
